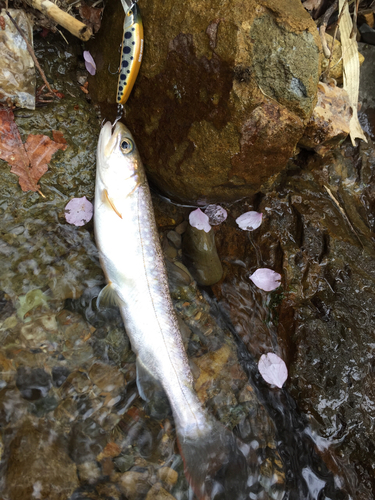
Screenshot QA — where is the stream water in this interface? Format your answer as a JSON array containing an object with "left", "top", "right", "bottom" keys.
[{"left": 1, "top": 27, "right": 375, "bottom": 500}]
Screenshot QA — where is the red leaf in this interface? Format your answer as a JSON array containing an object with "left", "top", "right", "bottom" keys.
[{"left": 0, "top": 108, "right": 67, "bottom": 192}]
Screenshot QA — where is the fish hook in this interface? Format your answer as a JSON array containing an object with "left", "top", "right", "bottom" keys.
[{"left": 108, "top": 62, "right": 120, "bottom": 75}]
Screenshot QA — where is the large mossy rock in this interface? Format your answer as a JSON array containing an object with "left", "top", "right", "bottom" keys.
[{"left": 89, "top": 0, "right": 321, "bottom": 203}]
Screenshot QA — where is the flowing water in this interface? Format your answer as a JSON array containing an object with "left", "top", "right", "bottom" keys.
[{"left": 1, "top": 29, "right": 375, "bottom": 500}]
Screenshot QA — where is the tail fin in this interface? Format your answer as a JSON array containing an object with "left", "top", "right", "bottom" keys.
[{"left": 176, "top": 419, "right": 248, "bottom": 500}]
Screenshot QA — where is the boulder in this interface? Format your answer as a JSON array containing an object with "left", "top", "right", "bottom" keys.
[{"left": 89, "top": 0, "right": 321, "bottom": 203}]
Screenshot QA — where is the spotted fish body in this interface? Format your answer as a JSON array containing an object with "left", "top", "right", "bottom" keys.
[{"left": 117, "top": 3, "right": 144, "bottom": 105}]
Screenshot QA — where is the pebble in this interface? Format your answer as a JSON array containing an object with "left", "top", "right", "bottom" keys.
[
  {"left": 117, "top": 470, "right": 152, "bottom": 500},
  {"left": 167, "top": 230, "right": 182, "bottom": 248},
  {"left": 157, "top": 466, "right": 178, "bottom": 486},
  {"left": 77, "top": 461, "right": 102, "bottom": 484},
  {"left": 146, "top": 483, "right": 177, "bottom": 500}
]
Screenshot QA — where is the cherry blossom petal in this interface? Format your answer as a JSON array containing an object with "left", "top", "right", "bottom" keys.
[
  {"left": 65, "top": 196, "right": 93, "bottom": 226},
  {"left": 258, "top": 353, "right": 288, "bottom": 388},
  {"left": 189, "top": 208, "right": 211, "bottom": 233},
  {"left": 204, "top": 204, "right": 227, "bottom": 225},
  {"left": 236, "top": 211, "right": 263, "bottom": 231},
  {"left": 83, "top": 50, "right": 96, "bottom": 76},
  {"left": 249, "top": 268, "right": 281, "bottom": 291}
]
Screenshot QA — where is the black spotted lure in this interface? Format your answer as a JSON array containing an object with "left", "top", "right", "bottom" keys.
[{"left": 117, "top": 1, "right": 144, "bottom": 105}]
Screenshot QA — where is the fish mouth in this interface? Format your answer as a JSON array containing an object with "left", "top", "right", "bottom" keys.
[{"left": 99, "top": 121, "right": 126, "bottom": 158}]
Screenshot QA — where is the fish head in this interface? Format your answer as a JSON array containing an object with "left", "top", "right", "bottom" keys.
[{"left": 97, "top": 121, "right": 145, "bottom": 197}]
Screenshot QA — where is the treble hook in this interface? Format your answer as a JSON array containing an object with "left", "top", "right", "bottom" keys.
[
  {"left": 112, "top": 104, "right": 124, "bottom": 128},
  {"left": 108, "top": 62, "right": 120, "bottom": 75}
]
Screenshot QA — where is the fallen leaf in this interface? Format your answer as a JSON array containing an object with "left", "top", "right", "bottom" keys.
[
  {"left": 189, "top": 208, "right": 211, "bottom": 233},
  {"left": 204, "top": 204, "right": 227, "bottom": 225},
  {"left": 339, "top": 0, "right": 367, "bottom": 145},
  {"left": 258, "top": 353, "right": 288, "bottom": 388},
  {"left": 52, "top": 130, "right": 68, "bottom": 145},
  {"left": 249, "top": 268, "right": 281, "bottom": 291},
  {"left": 79, "top": 4, "right": 103, "bottom": 33},
  {"left": 0, "top": 108, "right": 67, "bottom": 192},
  {"left": 236, "top": 211, "right": 263, "bottom": 231},
  {"left": 65, "top": 196, "right": 93, "bottom": 226}
]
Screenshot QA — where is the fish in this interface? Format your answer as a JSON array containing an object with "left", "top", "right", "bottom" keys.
[
  {"left": 94, "top": 121, "right": 247, "bottom": 499},
  {"left": 116, "top": 1, "right": 144, "bottom": 105}
]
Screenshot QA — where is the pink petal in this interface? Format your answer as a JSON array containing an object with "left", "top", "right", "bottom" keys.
[
  {"left": 83, "top": 50, "right": 96, "bottom": 76},
  {"left": 65, "top": 196, "right": 93, "bottom": 226},
  {"left": 258, "top": 353, "right": 288, "bottom": 388},
  {"left": 236, "top": 211, "right": 263, "bottom": 231},
  {"left": 204, "top": 204, "right": 227, "bottom": 225},
  {"left": 189, "top": 208, "right": 211, "bottom": 233},
  {"left": 249, "top": 268, "right": 281, "bottom": 292}
]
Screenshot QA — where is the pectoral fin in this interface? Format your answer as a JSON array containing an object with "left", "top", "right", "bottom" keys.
[
  {"left": 104, "top": 189, "right": 123, "bottom": 219},
  {"left": 97, "top": 282, "right": 122, "bottom": 309}
]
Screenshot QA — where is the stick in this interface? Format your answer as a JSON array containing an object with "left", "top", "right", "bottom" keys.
[
  {"left": 6, "top": 11, "right": 60, "bottom": 99},
  {"left": 24, "top": 0, "right": 92, "bottom": 41}
]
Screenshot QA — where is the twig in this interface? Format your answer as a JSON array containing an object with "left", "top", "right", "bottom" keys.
[
  {"left": 24, "top": 0, "right": 92, "bottom": 41},
  {"left": 6, "top": 11, "right": 60, "bottom": 99},
  {"left": 319, "top": 0, "right": 338, "bottom": 59}
]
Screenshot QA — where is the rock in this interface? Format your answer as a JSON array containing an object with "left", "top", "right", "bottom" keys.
[
  {"left": 88, "top": 361, "right": 125, "bottom": 394},
  {"left": 358, "top": 42, "right": 375, "bottom": 140},
  {"left": 166, "top": 230, "right": 182, "bottom": 249},
  {"left": 15, "top": 366, "right": 52, "bottom": 401},
  {"left": 4, "top": 419, "right": 79, "bottom": 500},
  {"left": 145, "top": 483, "right": 176, "bottom": 500},
  {"left": 0, "top": 9, "right": 35, "bottom": 109},
  {"left": 215, "top": 141, "right": 375, "bottom": 497},
  {"left": 117, "top": 470, "right": 152, "bottom": 500},
  {"left": 68, "top": 419, "right": 108, "bottom": 464},
  {"left": 321, "top": 33, "right": 365, "bottom": 83},
  {"left": 89, "top": 0, "right": 320, "bottom": 203},
  {"left": 299, "top": 82, "right": 352, "bottom": 156},
  {"left": 157, "top": 467, "right": 178, "bottom": 486},
  {"left": 77, "top": 461, "right": 102, "bottom": 485},
  {"left": 182, "top": 225, "right": 223, "bottom": 285}
]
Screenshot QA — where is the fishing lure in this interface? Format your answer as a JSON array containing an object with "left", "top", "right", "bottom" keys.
[{"left": 117, "top": 1, "right": 144, "bottom": 105}]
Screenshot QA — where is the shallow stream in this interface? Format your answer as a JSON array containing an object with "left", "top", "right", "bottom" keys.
[{"left": 1, "top": 27, "right": 375, "bottom": 500}]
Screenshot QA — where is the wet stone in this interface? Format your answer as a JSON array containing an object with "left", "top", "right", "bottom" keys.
[
  {"left": 16, "top": 366, "right": 52, "bottom": 401},
  {"left": 166, "top": 230, "right": 181, "bottom": 249},
  {"left": 52, "top": 365, "right": 71, "bottom": 387},
  {"left": 146, "top": 483, "right": 176, "bottom": 500},
  {"left": 157, "top": 467, "right": 178, "bottom": 486},
  {"left": 88, "top": 361, "right": 125, "bottom": 394},
  {"left": 117, "top": 470, "right": 152, "bottom": 500},
  {"left": 4, "top": 418, "right": 79, "bottom": 500}
]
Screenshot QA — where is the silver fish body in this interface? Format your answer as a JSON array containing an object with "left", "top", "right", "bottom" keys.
[{"left": 94, "top": 122, "right": 247, "bottom": 499}]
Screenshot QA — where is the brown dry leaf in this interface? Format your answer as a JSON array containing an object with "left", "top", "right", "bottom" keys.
[
  {"left": 79, "top": 4, "right": 103, "bottom": 33},
  {"left": 0, "top": 108, "right": 67, "bottom": 192},
  {"left": 52, "top": 130, "right": 68, "bottom": 146}
]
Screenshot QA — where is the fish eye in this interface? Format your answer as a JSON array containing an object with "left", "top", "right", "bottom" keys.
[{"left": 120, "top": 138, "right": 133, "bottom": 154}]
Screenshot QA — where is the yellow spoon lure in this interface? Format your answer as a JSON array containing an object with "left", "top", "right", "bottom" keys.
[{"left": 117, "top": 2, "right": 144, "bottom": 105}]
